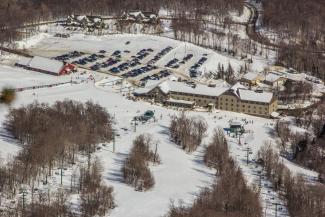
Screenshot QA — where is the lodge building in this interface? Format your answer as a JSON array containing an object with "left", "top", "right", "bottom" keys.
[{"left": 134, "top": 80, "right": 278, "bottom": 118}]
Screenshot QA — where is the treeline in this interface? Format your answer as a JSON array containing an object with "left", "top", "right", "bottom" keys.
[
  {"left": 80, "top": 159, "right": 115, "bottom": 217},
  {"left": 258, "top": 143, "right": 325, "bottom": 217},
  {"left": 166, "top": 129, "right": 262, "bottom": 217},
  {"left": 262, "top": 0, "right": 324, "bottom": 48},
  {"left": 7, "top": 100, "right": 114, "bottom": 174},
  {"left": 0, "top": 0, "right": 243, "bottom": 43},
  {"left": 0, "top": 100, "right": 115, "bottom": 216},
  {"left": 19, "top": 159, "right": 115, "bottom": 217},
  {"left": 261, "top": 0, "right": 325, "bottom": 81},
  {"left": 122, "top": 134, "right": 160, "bottom": 191},
  {"left": 277, "top": 80, "right": 313, "bottom": 104},
  {"left": 169, "top": 113, "right": 208, "bottom": 153},
  {"left": 276, "top": 46, "right": 325, "bottom": 82}
]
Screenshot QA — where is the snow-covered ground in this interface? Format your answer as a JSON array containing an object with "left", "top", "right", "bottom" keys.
[
  {"left": 229, "top": 5, "right": 251, "bottom": 23},
  {"left": 0, "top": 64, "right": 318, "bottom": 216},
  {"left": 0, "top": 30, "right": 318, "bottom": 217}
]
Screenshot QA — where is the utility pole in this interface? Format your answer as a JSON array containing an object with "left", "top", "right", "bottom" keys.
[
  {"left": 20, "top": 188, "right": 28, "bottom": 210},
  {"left": 244, "top": 147, "right": 252, "bottom": 165},
  {"left": 60, "top": 167, "right": 63, "bottom": 185},
  {"left": 133, "top": 118, "right": 137, "bottom": 132},
  {"left": 257, "top": 170, "right": 262, "bottom": 189},
  {"left": 238, "top": 133, "right": 242, "bottom": 145},
  {"left": 113, "top": 130, "right": 116, "bottom": 153},
  {"left": 272, "top": 202, "right": 280, "bottom": 217}
]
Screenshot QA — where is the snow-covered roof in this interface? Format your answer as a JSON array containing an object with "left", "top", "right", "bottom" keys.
[
  {"left": 238, "top": 89, "right": 274, "bottom": 103},
  {"left": 230, "top": 82, "right": 247, "bottom": 97},
  {"left": 129, "top": 11, "right": 143, "bottom": 17},
  {"left": 271, "top": 112, "right": 280, "bottom": 118},
  {"left": 230, "top": 121, "right": 243, "bottom": 127},
  {"left": 243, "top": 72, "right": 261, "bottom": 81},
  {"left": 159, "top": 80, "right": 230, "bottom": 97},
  {"left": 27, "top": 56, "right": 64, "bottom": 74},
  {"left": 16, "top": 56, "right": 32, "bottom": 66},
  {"left": 93, "top": 18, "right": 101, "bottom": 23},
  {"left": 133, "top": 80, "right": 230, "bottom": 97},
  {"left": 77, "top": 15, "right": 87, "bottom": 21},
  {"left": 265, "top": 73, "right": 282, "bottom": 83}
]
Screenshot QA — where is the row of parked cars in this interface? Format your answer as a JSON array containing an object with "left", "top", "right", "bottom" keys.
[
  {"left": 54, "top": 51, "right": 85, "bottom": 61},
  {"left": 122, "top": 65, "right": 158, "bottom": 78},
  {"left": 147, "top": 46, "right": 173, "bottom": 65},
  {"left": 165, "top": 54, "right": 194, "bottom": 69},
  {"left": 189, "top": 56, "right": 208, "bottom": 77},
  {"left": 136, "top": 48, "right": 154, "bottom": 60},
  {"left": 140, "top": 69, "right": 172, "bottom": 83},
  {"left": 90, "top": 58, "right": 122, "bottom": 71},
  {"left": 73, "top": 54, "right": 103, "bottom": 66},
  {"left": 72, "top": 50, "right": 123, "bottom": 70},
  {"left": 108, "top": 48, "right": 155, "bottom": 74}
]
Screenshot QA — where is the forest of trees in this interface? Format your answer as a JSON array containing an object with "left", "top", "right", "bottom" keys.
[
  {"left": 261, "top": 0, "right": 325, "bottom": 81},
  {"left": 122, "top": 134, "right": 160, "bottom": 191},
  {"left": 258, "top": 143, "right": 325, "bottom": 217},
  {"left": 167, "top": 129, "right": 262, "bottom": 217},
  {"left": 277, "top": 80, "right": 313, "bottom": 104},
  {"left": 0, "top": 0, "right": 243, "bottom": 42},
  {"left": 169, "top": 113, "right": 208, "bottom": 153},
  {"left": 0, "top": 100, "right": 115, "bottom": 216}
]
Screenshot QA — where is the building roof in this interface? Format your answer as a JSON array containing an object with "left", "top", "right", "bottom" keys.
[
  {"left": 230, "top": 82, "right": 247, "bottom": 97},
  {"left": 242, "top": 72, "right": 261, "bottom": 81},
  {"left": 158, "top": 80, "right": 230, "bottom": 97},
  {"left": 238, "top": 89, "right": 274, "bottom": 103},
  {"left": 265, "top": 73, "right": 282, "bottom": 83},
  {"left": 134, "top": 80, "right": 230, "bottom": 97},
  {"left": 27, "top": 56, "right": 64, "bottom": 74},
  {"left": 17, "top": 56, "right": 32, "bottom": 66}
]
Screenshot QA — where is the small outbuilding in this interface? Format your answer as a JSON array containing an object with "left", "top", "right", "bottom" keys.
[{"left": 16, "top": 56, "right": 77, "bottom": 76}]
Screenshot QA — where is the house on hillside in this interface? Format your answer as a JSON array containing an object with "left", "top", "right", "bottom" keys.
[
  {"left": 16, "top": 56, "right": 76, "bottom": 76},
  {"left": 121, "top": 11, "right": 160, "bottom": 24},
  {"left": 240, "top": 72, "right": 263, "bottom": 86},
  {"left": 262, "top": 72, "right": 287, "bottom": 89},
  {"left": 65, "top": 15, "right": 105, "bottom": 29}
]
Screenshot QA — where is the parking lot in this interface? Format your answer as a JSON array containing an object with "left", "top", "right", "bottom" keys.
[
  {"left": 26, "top": 34, "right": 244, "bottom": 85},
  {"left": 51, "top": 45, "right": 185, "bottom": 84},
  {"left": 55, "top": 46, "right": 212, "bottom": 85}
]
